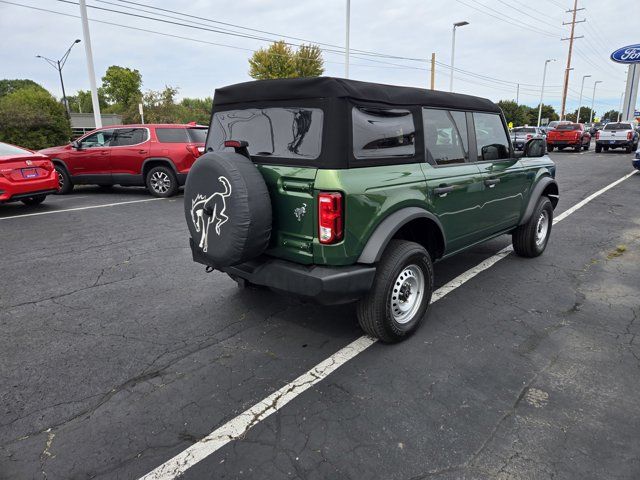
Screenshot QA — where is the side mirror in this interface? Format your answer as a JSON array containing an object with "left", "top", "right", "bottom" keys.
[
  {"left": 71, "top": 140, "right": 81, "bottom": 149},
  {"left": 524, "top": 138, "right": 546, "bottom": 158}
]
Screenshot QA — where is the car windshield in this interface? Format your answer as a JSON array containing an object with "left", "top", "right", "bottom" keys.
[
  {"left": 604, "top": 123, "right": 632, "bottom": 130},
  {"left": 0, "top": 142, "right": 32, "bottom": 156},
  {"left": 556, "top": 124, "right": 580, "bottom": 131}
]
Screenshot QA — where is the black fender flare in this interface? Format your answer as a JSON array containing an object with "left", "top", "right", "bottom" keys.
[
  {"left": 519, "top": 177, "right": 559, "bottom": 226},
  {"left": 357, "top": 207, "right": 446, "bottom": 264},
  {"left": 141, "top": 157, "right": 179, "bottom": 177},
  {"left": 50, "top": 158, "right": 70, "bottom": 174}
]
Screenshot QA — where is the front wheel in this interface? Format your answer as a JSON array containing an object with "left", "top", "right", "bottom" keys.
[
  {"left": 21, "top": 194, "right": 47, "bottom": 206},
  {"left": 54, "top": 165, "right": 73, "bottom": 194},
  {"left": 146, "top": 166, "right": 178, "bottom": 197},
  {"left": 512, "top": 196, "right": 553, "bottom": 258},
  {"left": 357, "top": 240, "right": 433, "bottom": 343}
]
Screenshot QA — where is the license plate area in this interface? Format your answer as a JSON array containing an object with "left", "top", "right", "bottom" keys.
[{"left": 21, "top": 168, "right": 38, "bottom": 178}]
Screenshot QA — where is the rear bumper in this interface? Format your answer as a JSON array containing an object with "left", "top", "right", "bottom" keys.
[
  {"left": 0, "top": 174, "right": 58, "bottom": 202},
  {"left": 547, "top": 140, "right": 581, "bottom": 147},
  {"left": 190, "top": 238, "right": 376, "bottom": 305},
  {"left": 596, "top": 140, "right": 633, "bottom": 147}
]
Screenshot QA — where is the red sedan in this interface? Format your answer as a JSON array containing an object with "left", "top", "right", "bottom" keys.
[{"left": 0, "top": 142, "right": 59, "bottom": 205}]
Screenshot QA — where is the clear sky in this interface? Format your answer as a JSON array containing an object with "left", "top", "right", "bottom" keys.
[{"left": 0, "top": 0, "right": 637, "bottom": 117}]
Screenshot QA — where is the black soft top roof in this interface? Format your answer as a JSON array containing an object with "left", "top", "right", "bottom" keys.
[{"left": 214, "top": 76, "right": 501, "bottom": 113}]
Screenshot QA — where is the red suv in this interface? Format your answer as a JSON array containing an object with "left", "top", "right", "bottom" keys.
[{"left": 39, "top": 123, "right": 208, "bottom": 197}]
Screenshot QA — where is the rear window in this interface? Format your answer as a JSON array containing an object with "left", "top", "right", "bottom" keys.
[
  {"left": 187, "top": 128, "right": 208, "bottom": 143},
  {"left": 209, "top": 108, "right": 323, "bottom": 159},
  {"left": 352, "top": 107, "right": 415, "bottom": 159},
  {"left": 155, "top": 128, "right": 189, "bottom": 143},
  {"left": 604, "top": 123, "right": 632, "bottom": 130},
  {"left": 0, "top": 143, "right": 31, "bottom": 156},
  {"left": 556, "top": 124, "right": 580, "bottom": 131}
]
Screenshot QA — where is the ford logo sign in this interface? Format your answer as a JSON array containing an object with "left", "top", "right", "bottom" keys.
[{"left": 611, "top": 44, "right": 640, "bottom": 64}]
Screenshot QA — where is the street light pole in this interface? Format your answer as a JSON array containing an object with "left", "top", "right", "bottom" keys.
[
  {"left": 449, "top": 21, "right": 469, "bottom": 92},
  {"left": 589, "top": 81, "right": 602, "bottom": 124},
  {"left": 79, "top": 0, "right": 102, "bottom": 129},
  {"left": 537, "top": 59, "right": 555, "bottom": 127},
  {"left": 36, "top": 39, "right": 81, "bottom": 119},
  {"left": 577, "top": 74, "right": 591, "bottom": 123},
  {"left": 345, "top": 0, "right": 350, "bottom": 79}
]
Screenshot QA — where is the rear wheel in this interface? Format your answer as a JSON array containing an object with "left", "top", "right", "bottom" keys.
[
  {"left": 146, "top": 166, "right": 178, "bottom": 197},
  {"left": 583, "top": 140, "right": 590, "bottom": 151},
  {"left": 547, "top": 145, "right": 554, "bottom": 152},
  {"left": 574, "top": 142, "right": 582, "bottom": 152},
  {"left": 512, "top": 196, "right": 553, "bottom": 258},
  {"left": 54, "top": 165, "right": 73, "bottom": 194},
  {"left": 357, "top": 240, "right": 433, "bottom": 343},
  {"left": 21, "top": 194, "right": 47, "bottom": 206},
  {"left": 625, "top": 144, "right": 634, "bottom": 154},
  {"left": 595, "top": 144, "right": 602, "bottom": 153}
]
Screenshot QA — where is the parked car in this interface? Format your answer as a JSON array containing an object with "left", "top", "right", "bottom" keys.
[
  {"left": 0, "top": 142, "right": 58, "bottom": 205},
  {"left": 546, "top": 123, "right": 591, "bottom": 152},
  {"left": 39, "top": 123, "right": 208, "bottom": 197},
  {"left": 510, "top": 126, "right": 546, "bottom": 151},
  {"left": 183, "top": 77, "right": 559, "bottom": 342},
  {"left": 594, "top": 122, "right": 639, "bottom": 153},
  {"left": 633, "top": 146, "right": 640, "bottom": 170}
]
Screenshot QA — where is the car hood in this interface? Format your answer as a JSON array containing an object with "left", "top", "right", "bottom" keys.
[{"left": 38, "top": 145, "right": 70, "bottom": 156}]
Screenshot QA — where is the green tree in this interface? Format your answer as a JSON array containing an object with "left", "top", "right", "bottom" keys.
[
  {"left": 601, "top": 109, "right": 620, "bottom": 122},
  {"left": 497, "top": 100, "right": 530, "bottom": 126},
  {"left": 533, "top": 104, "right": 559, "bottom": 125},
  {"left": 249, "top": 41, "right": 324, "bottom": 80},
  {"left": 565, "top": 106, "right": 593, "bottom": 123},
  {"left": 179, "top": 97, "right": 213, "bottom": 124},
  {"left": 67, "top": 88, "right": 108, "bottom": 113},
  {"left": 0, "top": 85, "right": 71, "bottom": 149},
  {"left": 101, "top": 65, "right": 142, "bottom": 108},
  {"left": 0, "top": 79, "right": 48, "bottom": 98}
]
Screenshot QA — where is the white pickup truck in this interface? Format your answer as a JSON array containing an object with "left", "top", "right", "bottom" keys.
[{"left": 595, "top": 122, "right": 639, "bottom": 153}]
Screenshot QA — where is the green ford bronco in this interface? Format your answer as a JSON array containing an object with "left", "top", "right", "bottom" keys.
[{"left": 184, "top": 77, "right": 558, "bottom": 342}]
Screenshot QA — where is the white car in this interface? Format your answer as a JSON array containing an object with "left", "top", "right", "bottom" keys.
[{"left": 595, "top": 122, "right": 639, "bottom": 153}]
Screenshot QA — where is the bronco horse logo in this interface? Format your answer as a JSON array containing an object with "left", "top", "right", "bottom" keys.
[{"left": 190, "top": 176, "right": 232, "bottom": 253}]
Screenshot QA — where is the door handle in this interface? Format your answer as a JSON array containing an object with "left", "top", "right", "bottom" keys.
[
  {"left": 99, "top": 151, "right": 109, "bottom": 155},
  {"left": 484, "top": 178, "right": 500, "bottom": 188},
  {"left": 138, "top": 150, "right": 147, "bottom": 154},
  {"left": 434, "top": 185, "right": 454, "bottom": 197}
]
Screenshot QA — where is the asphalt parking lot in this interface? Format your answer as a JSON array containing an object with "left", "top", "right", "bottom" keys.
[{"left": 1, "top": 150, "right": 639, "bottom": 480}]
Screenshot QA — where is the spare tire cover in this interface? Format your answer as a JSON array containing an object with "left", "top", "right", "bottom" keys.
[{"left": 184, "top": 151, "right": 272, "bottom": 267}]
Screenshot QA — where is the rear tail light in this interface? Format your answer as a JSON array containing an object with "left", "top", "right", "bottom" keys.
[
  {"left": 596, "top": 131, "right": 600, "bottom": 140},
  {"left": 186, "top": 145, "right": 205, "bottom": 158},
  {"left": 628, "top": 131, "right": 633, "bottom": 140},
  {"left": 318, "top": 192, "right": 343, "bottom": 244},
  {"left": 526, "top": 134, "right": 532, "bottom": 140}
]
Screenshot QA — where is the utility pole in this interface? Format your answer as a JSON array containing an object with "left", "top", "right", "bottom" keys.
[
  {"left": 430, "top": 53, "right": 436, "bottom": 90},
  {"left": 560, "top": 0, "right": 585, "bottom": 120},
  {"left": 79, "top": 0, "right": 102, "bottom": 128},
  {"left": 345, "top": 0, "right": 350, "bottom": 79}
]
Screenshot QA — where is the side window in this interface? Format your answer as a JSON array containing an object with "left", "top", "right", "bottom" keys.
[
  {"left": 112, "top": 128, "right": 148, "bottom": 146},
  {"left": 352, "top": 107, "right": 415, "bottom": 159},
  {"left": 156, "top": 128, "right": 189, "bottom": 143},
  {"left": 422, "top": 109, "right": 468, "bottom": 165},
  {"left": 80, "top": 130, "right": 114, "bottom": 148},
  {"left": 473, "top": 113, "right": 510, "bottom": 161}
]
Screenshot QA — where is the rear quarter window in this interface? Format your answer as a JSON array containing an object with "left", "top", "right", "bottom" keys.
[
  {"left": 155, "top": 128, "right": 189, "bottom": 143},
  {"left": 352, "top": 107, "right": 415, "bottom": 159},
  {"left": 187, "top": 128, "right": 208, "bottom": 143}
]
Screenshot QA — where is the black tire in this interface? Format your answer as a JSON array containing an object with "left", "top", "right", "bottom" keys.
[
  {"left": 604, "top": 146, "right": 610, "bottom": 151},
  {"left": 595, "top": 144, "right": 602, "bottom": 153},
  {"left": 547, "top": 145, "right": 554, "bottom": 152},
  {"left": 583, "top": 141, "right": 590, "bottom": 151},
  {"left": 512, "top": 196, "right": 553, "bottom": 258},
  {"left": 574, "top": 142, "right": 582, "bottom": 152},
  {"left": 20, "top": 194, "right": 47, "bottom": 206},
  {"left": 54, "top": 165, "right": 73, "bottom": 194},
  {"left": 356, "top": 240, "right": 433, "bottom": 343},
  {"left": 625, "top": 144, "right": 634, "bottom": 154},
  {"left": 146, "top": 166, "right": 178, "bottom": 198},
  {"left": 184, "top": 152, "right": 272, "bottom": 268}
]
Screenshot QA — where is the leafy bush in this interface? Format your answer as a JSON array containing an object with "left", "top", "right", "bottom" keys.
[{"left": 0, "top": 85, "right": 71, "bottom": 149}]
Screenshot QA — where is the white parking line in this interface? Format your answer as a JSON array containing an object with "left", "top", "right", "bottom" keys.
[
  {"left": 0, "top": 198, "right": 164, "bottom": 221},
  {"left": 139, "top": 170, "right": 637, "bottom": 480}
]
